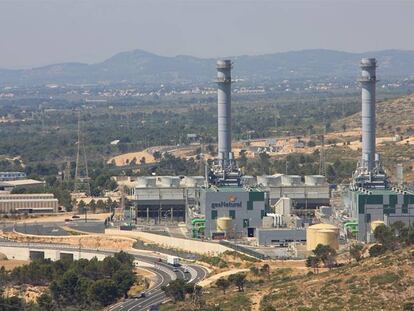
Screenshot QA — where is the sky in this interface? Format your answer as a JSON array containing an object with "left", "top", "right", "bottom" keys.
[{"left": 0, "top": 0, "right": 413, "bottom": 69}]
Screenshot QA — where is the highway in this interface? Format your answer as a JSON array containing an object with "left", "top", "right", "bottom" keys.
[{"left": 0, "top": 241, "right": 209, "bottom": 311}]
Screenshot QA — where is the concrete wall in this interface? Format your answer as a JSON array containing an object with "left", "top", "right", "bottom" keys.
[
  {"left": 0, "top": 230, "right": 135, "bottom": 250},
  {"left": 0, "top": 246, "right": 107, "bottom": 261},
  {"left": 106, "top": 229, "right": 231, "bottom": 255}
]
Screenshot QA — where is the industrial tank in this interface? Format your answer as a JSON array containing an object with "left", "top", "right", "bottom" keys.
[
  {"left": 306, "top": 223, "right": 339, "bottom": 251},
  {"left": 217, "top": 217, "right": 232, "bottom": 232},
  {"left": 317, "top": 230, "right": 340, "bottom": 250},
  {"left": 371, "top": 220, "right": 385, "bottom": 233}
]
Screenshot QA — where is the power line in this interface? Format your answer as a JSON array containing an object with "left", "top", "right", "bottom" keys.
[{"left": 74, "top": 110, "right": 91, "bottom": 195}]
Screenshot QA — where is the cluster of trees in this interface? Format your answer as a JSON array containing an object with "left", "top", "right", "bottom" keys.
[
  {"left": 240, "top": 152, "right": 356, "bottom": 184},
  {"left": 306, "top": 244, "right": 337, "bottom": 272},
  {"left": 369, "top": 222, "right": 414, "bottom": 257},
  {"left": 215, "top": 273, "right": 247, "bottom": 293},
  {"left": 1, "top": 252, "right": 136, "bottom": 310},
  {"left": 78, "top": 197, "right": 120, "bottom": 214},
  {"left": 140, "top": 153, "right": 202, "bottom": 176}
]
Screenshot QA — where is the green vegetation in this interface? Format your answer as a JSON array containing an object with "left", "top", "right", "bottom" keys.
[
  {"left": 306, "top": 244, "right": 337, "bottom": 272},
  {"left": 370, "top": 272, "right": 400, "bottom": 286},
  {"left": 0, "top": 252, "right": 136, "bottom": 310},
  {"left": 370, "top": 222, "right": 414, "bottom": 257}
]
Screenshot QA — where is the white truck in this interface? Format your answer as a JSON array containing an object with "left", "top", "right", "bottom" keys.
[{"left": 166, "top": 255, "right": 180, "bottom": 267}]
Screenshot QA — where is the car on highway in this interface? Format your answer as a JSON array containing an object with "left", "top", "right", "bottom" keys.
[
  {"left": 131, "top": 292, "right": 146, "bottom": 299},
  {"left": 64, "top": 219, "right": 72, "bottom": 222},
  {"left": 149, "top": 305, "right": 160, "bottom": 311},
  {"left": 72, "top": 215, "right": 80, "bottom": 219},
  {"left": 173, "top": 268, "right": 179, "bottom": 272}
]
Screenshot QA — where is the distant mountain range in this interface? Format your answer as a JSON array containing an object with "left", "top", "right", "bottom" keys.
[{"left": 1, "top": 49, "right": 414, "bottom": 87}]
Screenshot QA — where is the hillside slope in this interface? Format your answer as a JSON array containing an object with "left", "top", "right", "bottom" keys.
[
  {"left": 260, "top": 248, "right": 414, "bottom": 311},
  {"left": 161, "top": 247, "right": 414, "bottom": 311},
  {"left": 1, "top": 49, "right": 414, "bottom": 86},
  {"left": 334, "top": 94, "right": 414, "bottom": 136}
]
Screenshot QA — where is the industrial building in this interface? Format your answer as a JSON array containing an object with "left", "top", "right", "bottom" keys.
[
  {"left": 0, "top": 171, "right": 27, "bottom": 181},
  {"left": 131, "top": 59, "right": 330, "bottom": 252},
  {"left": 0, "top": 179, "right": 45, "bottom": 192},
  {"left": 0, "top": 193, "right": 59, "bottom": 214},
  {"left": 349, "top": 187, "right": 414, "bottom": 241},
  {"left": 256, "top": 228, "right": 306, "bottom": 246},
  {"left": 133, "top": 176, "right": 205, "bottom": 222},
  {"left": 347, "top": 58, "right": 414, "bottom": 242},
  {"left": 250, "top": 174, "right": 330, "bottom": 208},
  {"left": 195, "top": 186, "right": 266, "bottom": 239}
]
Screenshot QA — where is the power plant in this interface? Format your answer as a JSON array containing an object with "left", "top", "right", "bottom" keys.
[
  {"left": 216, "top": 59, "right": 233, "bottom": 170},
  {"left": 132, "top": 59, "right": 332, "bottom": 255},
  {"left": 347, "top": 58, "right": 414, "bottom": 242},
  {"left": 210, "top": 60, "right": 241, "bottom": 186},
  {"left": 352, "top": 58, "right": 388, "bottom": 190}
]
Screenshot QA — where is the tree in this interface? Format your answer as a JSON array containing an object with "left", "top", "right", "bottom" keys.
[
  {"left": 192, "top": 285, "right": 203, "bottom": 308},
  {"left": 250, "top": 266, "right": 260, "bottom": 276},
  {"left": 313, "top": 244, "right": 336, "bottom": 269},
  {"left": 112, "top": 269, "right": 136, "bottom": 298},
  {"left": 37, "top": 293, "right": 54, "bottom": 310},
  {"left": 349, "top": 243, "right": 364, "bottom": 262},
  {"left": 374, "top": 225, "right": 395, "bottom": 250},
  {"left": 228, "top": 273, "right": 246, "bottom": 292},
  {"left": 305, "top": 255, "right": 320, "bottom": 274},
  {"left": 88, "top": 199, "right": 96, "bottom": 214},
  {"left": 153, "top": 151, "right": 162, "bottom": 160},
  {"left": 260, "top": 263, "right": 271, "bottom": 279},
  {"left": 78, "top": 200, "right": 86, "bottom": 213},
  {"left": 215, "top": 277, "right": 230, "bottom": 294},
  {"left": 88, "top": 279, "right": 119, "bottom": 306},
  {"left": 369, "top": 244, "right": 387, "bottom": 257},
  {"left": 162, "top": 279, "right": 192, "bottom": 302}
]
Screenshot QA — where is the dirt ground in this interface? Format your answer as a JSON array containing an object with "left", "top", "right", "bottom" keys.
[
  {"left": 4, "top": 285, "right": 48, "bottom": 303},
  {"left": 108, "top": 149, "right": 156, "bottom": 166},
  {"left": 198, "top": 269, "right": 249, "bottom": 287},
  {"left": 0, "top": 259, "right": 28, "bottom": 270}
]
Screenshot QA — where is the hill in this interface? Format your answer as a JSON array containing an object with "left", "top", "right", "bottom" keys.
[
  {"left": 161, "top": 247, "right": 414, "bottom": 311},
  {"left": 334, "top": 94, "right": 414, "bottom": 136},
  {"left": 1, "top": 49, "right": 414, "bottom": 86}
]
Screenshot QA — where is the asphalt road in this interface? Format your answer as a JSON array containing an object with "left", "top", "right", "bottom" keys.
[
  {"left": 3, "top": 220, "right": 105, "bottom": 236},
  {"left": 0, "top": 241, "right": 209, "bottom": 311},
  {"left": 109, "top": 253, "right": 208, "bottom": 311}
]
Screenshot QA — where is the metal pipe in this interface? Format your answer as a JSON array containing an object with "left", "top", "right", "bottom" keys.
[
  {"left": 217, "top": 59, "right": 232, "bottom": 168},
  {"left": 359, "top": 58, "right": 377, "bottom": 171}
]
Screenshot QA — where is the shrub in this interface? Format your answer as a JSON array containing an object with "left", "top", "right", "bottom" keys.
[{"left": 370, "top": 272, "right": 400, "bottom": 286}]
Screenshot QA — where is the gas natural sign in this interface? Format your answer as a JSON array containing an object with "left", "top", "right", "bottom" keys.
[{"left": 211, "top": 196, "right": 242, "bottom": 208}]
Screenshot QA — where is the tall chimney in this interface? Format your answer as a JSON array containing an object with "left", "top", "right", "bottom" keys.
[
  {"left": 359, "top": 58, "right": 377, "bottom": 172},
  {"left": 216, "top": 59, "right": 232, "bottom": 168}
]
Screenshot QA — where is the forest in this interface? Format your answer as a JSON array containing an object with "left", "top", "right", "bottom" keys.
[{"left": 0, "top": 252, "right": 136, "bottom": 311}]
